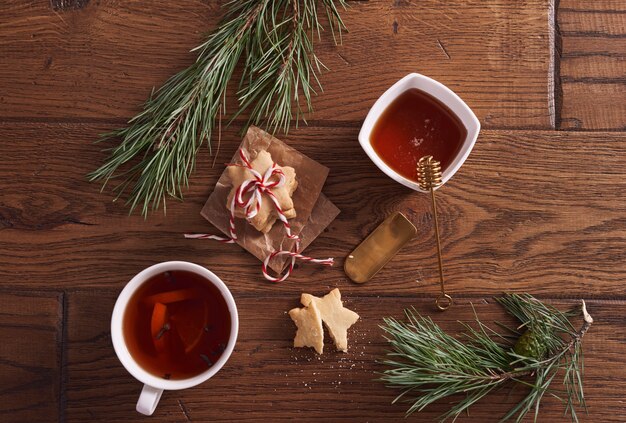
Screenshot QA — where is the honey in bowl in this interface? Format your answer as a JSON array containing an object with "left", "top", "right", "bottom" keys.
[
  {"left": 123, "top": 270, "right": 231, "bottom": 380},
  {"left": 370, "top": 88, "right": 467, "bottom": 182}
]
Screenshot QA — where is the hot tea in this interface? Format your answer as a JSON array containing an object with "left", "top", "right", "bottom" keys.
[
  {"left": 370, "top": 88, "right": 467, "bottom": 182},
  {"left": 123, "top": 270, "right": 231, "bottom": 380}
]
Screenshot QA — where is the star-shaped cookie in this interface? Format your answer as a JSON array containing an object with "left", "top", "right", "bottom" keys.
[
  {"left": 301, "top": 289, "right": 359, "bottom": 352},
  {"left": 226, "top": 150, "right": 298, "bottom": 233},
  {"left": 288, "top": 299, "right": 324, "bottom": 354}
]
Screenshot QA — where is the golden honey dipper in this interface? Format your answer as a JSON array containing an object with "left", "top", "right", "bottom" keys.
[{"left": 417, "top": 155, "right": 452, "bottom": 311}]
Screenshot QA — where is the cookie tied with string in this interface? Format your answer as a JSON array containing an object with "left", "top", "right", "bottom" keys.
[
  {"left": 198, "top": 126, "right": 340, "bottom": 276},
  {"left": 225, "top": 150, "right": 298, "bottom": 233}
]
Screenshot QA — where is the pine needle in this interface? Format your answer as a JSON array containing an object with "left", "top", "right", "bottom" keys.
[
  {"left": 88, "top": 0, "right": 348, "bottom": 216},
  {"left": 380, "top": 293, "right": 592, "bottom": 422}
]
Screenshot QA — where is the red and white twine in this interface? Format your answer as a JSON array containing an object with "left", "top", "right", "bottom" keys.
[{"left": 185, "top": 150, "right": 334, "bottom": 282}]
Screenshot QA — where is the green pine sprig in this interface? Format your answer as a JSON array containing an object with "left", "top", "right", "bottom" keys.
[
  {"left": 88, "top": 0, "right": 347, "bottom": 216},
  {"left": 380, "top": 293, "right": 593, "bottom": 422}
]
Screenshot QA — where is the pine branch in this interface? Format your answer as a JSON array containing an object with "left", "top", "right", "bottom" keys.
[
  {"left": 380, "top": 294, "right": 592, "bottom": 422},
  {"left": 88, "top": 0, "right": 348, "bottom": 216}
]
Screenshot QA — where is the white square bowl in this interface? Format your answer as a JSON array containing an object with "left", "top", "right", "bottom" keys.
[{"left": 358, "top": 73, "right": 480, "bottom": 192}]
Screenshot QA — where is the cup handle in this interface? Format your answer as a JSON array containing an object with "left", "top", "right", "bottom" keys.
[{"left": 136, "top": 384, "right": 163, "bottom": 416}]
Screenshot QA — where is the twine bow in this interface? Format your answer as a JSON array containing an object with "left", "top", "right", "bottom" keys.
[{"left": 185, "top": 150, "right": 334, "bottom": 282}]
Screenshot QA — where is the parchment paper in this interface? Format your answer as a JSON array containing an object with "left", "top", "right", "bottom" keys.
[{"left": 201, "top": 126, "right": 340, "bottom": 273}]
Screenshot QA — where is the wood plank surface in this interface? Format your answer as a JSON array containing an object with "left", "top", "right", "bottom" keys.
[
  {"left": 1, "top": 123, "right": 625, "bottom": 296},
  {"left": 0, "top": 0, "right": 554, "bottom": 128},
  {"left": 558, "top": 0, "right": 626, "bottom": 130},
  {"left": 0, "top": 291, "right": 62, "bottom": 423},
  {"left": 1, "top": 0, "right": 625, "bottom": 421},
  {"left": 65, "top": 291, "right": 625, "bottom": 422}
]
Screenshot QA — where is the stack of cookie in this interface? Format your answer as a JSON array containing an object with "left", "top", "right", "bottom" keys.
[
  {"left": 201, "top": 126, "right": 340, "bottom": 275},
  {"left": 225, "top": 150, "right": 298, "bottom": 234}
]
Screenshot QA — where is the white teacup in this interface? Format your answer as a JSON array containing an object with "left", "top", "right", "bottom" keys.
[
  {"left": 111, "top": 261, "right": 239, "bottom": 416},
  {"left": 359, "top": 73, "right": 481, "bottom": 192}
]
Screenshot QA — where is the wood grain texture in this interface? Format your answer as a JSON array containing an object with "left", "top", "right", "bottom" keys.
[
  {"left": 0, "top": 0, "right": 554, "bottom": 128},
  {"left": 309, "top": 0, "right": 555, "bottom": 128},
  {"left": 1, "top": 123, "right": 625, "bottom": 297},
  {"left": 65, "top": 290, "right": 626, "bottom": 422},
  {"left": 0, "top": 291, "right": 62, "bottom": 423},
  {"left": 558, "top": 0, "right": 626, "bottom": 130},
  {"left": 2, "top": 1, "right": 626, "bottom": 421}
]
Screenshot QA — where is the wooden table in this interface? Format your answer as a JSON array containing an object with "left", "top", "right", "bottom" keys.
[{"left": 1, "top": 1, "right": 625, "bottom": 422}]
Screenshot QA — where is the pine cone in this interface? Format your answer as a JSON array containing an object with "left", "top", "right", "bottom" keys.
[{"left": 513, "top": 330, "right": 548, "bottom": 360}]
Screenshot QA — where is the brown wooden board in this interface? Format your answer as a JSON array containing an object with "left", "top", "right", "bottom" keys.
[
  {"left": 558, "top": 0, "right": 626, "bottom": 130},
  {"left": 1, "top": 123, "right": 625, "bottom": 296},
  {"left": 0, "top": 0, "right": 554, "bottom": 128},
  {"left": 0, "top": 291, "right": 62, "bottom": 422},
  {"left": 65, "top": 290, "right": 625, "bottom": 422},
  {"left": 2, "top": 1, "right": 626, "bottom": 421}
]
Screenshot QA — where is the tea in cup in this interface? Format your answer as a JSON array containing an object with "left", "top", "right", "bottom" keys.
[{"left": 111, "top": 261, "right": 238, "bottom": 415}]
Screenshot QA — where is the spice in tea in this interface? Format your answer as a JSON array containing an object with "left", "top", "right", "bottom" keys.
[
  {"left": 123, "top": 270, "right": 231, "bottom": 380},
  {"left": 370, "top": 88, "right": 467, "bottom": 182}
]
